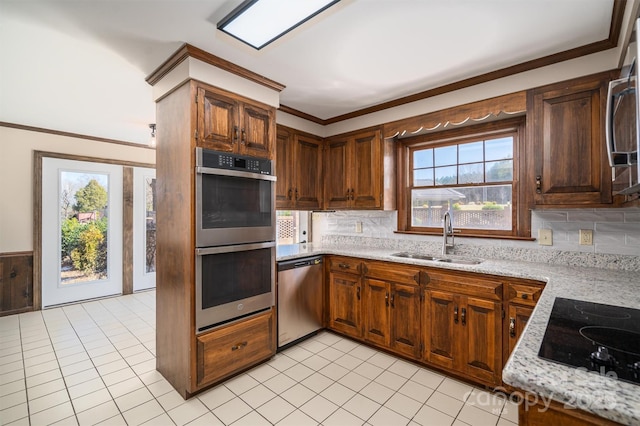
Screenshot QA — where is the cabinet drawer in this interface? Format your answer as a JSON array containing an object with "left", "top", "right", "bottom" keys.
[
  {"left": 328, "top": 257, "right": 362, "bottom": 275},
  {"left": 507, "top": 283, "right": 543, "bottom": 307},
  {"left": 426, "top": 270, "right": 503, "bottom": 301},
  {"left": 196, "top": 309, "right": 275, "bottom": 386},
  {"left": 363, "top": 261, "right": 423, "bottom": 286}
]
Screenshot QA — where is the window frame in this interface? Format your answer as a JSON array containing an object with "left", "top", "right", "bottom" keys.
[{"left": 397, "top": 118, "right": 527, "bottom": 239}]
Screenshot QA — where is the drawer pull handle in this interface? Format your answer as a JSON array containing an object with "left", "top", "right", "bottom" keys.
[
  {"left": 461, "top": 308, "right": 466, "bottom": 326},
  {"left": 521, "top": 294, "right": 529, "bottom": 300},
  {"left": 390, "top": 292, "right": 395, "bottom": 308},
  {"left": 509, "top": 317, "right": 516, "bottom": 338},
  {"left": 287, "top": 188, "right": 292, "bottom": 200},
  {"left": 231, "top": 341, "right": 248, "bottom": 351},
  {"left": 233, "top": 126, "right": 239, "bottom": 143},
  {"left": 385, "top": 292, "right": 389, "bottom": 307},
  {"left": 338, "top": 263, "right": 350, "bottom": 269},
  {"left": 454, "top": 306, "right": 459, "bottom": 324},
  {"left": 241, "top": 128, "right": 246, "bottom": 145},
  {"left": 535, "top": 175, "right": 542, "bottom": 194}
]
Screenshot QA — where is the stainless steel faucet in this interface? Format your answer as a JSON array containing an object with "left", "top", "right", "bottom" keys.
[{"left": 442, "top": 211, "right": 454, "bottom": 255}]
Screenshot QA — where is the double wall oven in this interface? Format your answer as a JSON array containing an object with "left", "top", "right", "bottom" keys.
[{"left": 195, "top": 148, "right": 276, "bottom": 333}]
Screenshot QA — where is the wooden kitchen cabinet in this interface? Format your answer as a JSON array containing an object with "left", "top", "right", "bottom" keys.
[
  {"left": 424, "top": 270, "right": 503, "bottom": 386},
  {"left": 324, "top": 127, "right": 395, "bottom": 210},
  {"left": 527, "top": 71, "right": 617, "bottom": 206},
  {"left": 504, "top": 279, "right": 545, "bottom": 357},
  {"left": 275, "top": 125, "right": 323, "bottom": 209},
  {"left": 362, "top": 260, "right": 422, "bottom": 358},
  {"left": 196, "top": 309, "right": 275, "bottom": 387},
  {"left": 327, "top": 257, "right": 363, "bottom": 338},
  {"left": 0, "top": 252, "right": 33, "bottom": 316},
  {"left": 196, "top": 83, "right": 275, "bottom": 159}
]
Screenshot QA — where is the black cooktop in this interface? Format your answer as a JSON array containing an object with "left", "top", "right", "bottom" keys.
[{"left": 538, "top": 298, "right": 640, "bottom": 386}]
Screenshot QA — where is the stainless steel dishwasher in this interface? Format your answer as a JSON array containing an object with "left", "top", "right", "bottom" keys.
[{"left": 277, "top": 256, "right": 323, "bottom": 348}]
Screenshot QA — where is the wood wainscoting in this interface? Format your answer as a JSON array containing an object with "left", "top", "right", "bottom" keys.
[{"left": 0, "top": 251, "right": 34, "bottom": 316}]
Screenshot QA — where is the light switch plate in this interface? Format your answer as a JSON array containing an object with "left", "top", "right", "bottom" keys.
[
  {"left": 579, "top": 229, "right": 593, "bottom": 245},
  {"left": 538, "top": 229, "right": 553, "bottom": 246},
  {"left": 355, "top": 221, "right": 363, "bottom": 233}
]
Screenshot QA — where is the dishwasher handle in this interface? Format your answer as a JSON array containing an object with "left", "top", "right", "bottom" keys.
[{"left": 277, "top": 256, "right": 323, "bottom": 272}]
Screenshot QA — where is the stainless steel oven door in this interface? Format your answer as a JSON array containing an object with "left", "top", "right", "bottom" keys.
[
  {"left": 196, "top": 166, "right": 276, "bottom": 247},
  {"left": 195, "top": 242, "right": 275, "bottom": 333}
]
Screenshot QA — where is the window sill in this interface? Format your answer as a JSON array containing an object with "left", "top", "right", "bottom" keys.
[{"left": 394, "top": 230, "right": 536, "bottom": 241}]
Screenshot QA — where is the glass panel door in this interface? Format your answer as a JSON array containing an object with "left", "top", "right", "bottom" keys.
[
  {"left": 133, "top": 167, "right": 156, "bottom": 291},
  {"left": 42, "top": 158, "right": 123, "bottom": 307}
]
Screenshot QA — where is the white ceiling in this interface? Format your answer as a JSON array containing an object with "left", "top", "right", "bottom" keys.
[{"left": 0, "top": 0, "right": 620, "bottom": 121}]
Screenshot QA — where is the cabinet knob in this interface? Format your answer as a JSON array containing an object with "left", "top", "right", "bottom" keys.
[
  {"left": 241, "top": 128, "right": 246, "bottom": 145},
  {"left": 535, "top": 175, "right": 542, "bottom": 194},
  {"left": 287, "top": 188, "right": 293, "bottom": 200},
  {"left": 521, "top": 293, "right": 529, "bottom": 300},
  {"left": 454, "top": 306, "right": 459, "bottom": 324},
  {"left": 390, "top": 292, "right": 395, "bottom": 308},
  {"left": 231, "top": 341, "right": 248, "bottom": 351},
  {"left": 10, "top": 269, "right": 17, "bottom": 279},
  {"left": 509, "top": 317, "right": 516, "bottom": 338},
  {"left": 295, "top": 188, "right": 299, "bottom": 200},
  {"left": 385, "top": 292, "right": 389, "bottom": 307},
  {"left": 233, "top": 126, "right": 239, "bottom": 143},
  {"left": 461, "top": 308, "right": 466, "bottom": 326},
  {"left": 350, "top": 188, "right": 355, "bottom": 200},
  {"left": 357, "top": 286, "right": 361, "bottom": 300}
]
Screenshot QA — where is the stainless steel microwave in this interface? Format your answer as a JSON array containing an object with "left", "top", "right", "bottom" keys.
[
  {"left": 195, "top": 148, "right": 276, "bottom": 247},
  {"left": 605, "top": 19, "right": 640, "bottom": 195}
]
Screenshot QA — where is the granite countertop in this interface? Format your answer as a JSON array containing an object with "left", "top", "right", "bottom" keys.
[{"left": 276, "top": 242, "right": 640, "bottom": 425}]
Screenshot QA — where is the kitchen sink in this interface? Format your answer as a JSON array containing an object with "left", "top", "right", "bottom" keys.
[
  {"left": 390, "top": 252, "right": 439, "bottom": 261},
  {"left": 390, "top": 252, "right": 482, "bottom": 265}
]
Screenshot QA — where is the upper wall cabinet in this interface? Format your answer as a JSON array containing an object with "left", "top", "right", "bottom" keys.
[
  {"left": 196, "top": 84, "right": 275, "bottom": 160},
  {"left": 324, "top": 128, "right": 396, "bottom": 210},
  {"left": 527, "top": 71, "right": 617, "bottom": 206},
  {"left": 276, "top": 126, "right": 323, "bottom": 210}
]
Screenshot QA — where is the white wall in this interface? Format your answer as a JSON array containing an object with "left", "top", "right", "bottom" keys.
[
  {"left": 0, "top": 126, "right": 155, "bottom": 253},
  {"left": 0, "top": 14, "right": 155, "bottom": 144}
]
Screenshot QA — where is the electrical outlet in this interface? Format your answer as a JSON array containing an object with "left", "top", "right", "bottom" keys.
[
  {"left": 538, "top": 229, "right": 553, "bottom": 246},
  {"left": 579, "top": 229, "right": 593, "bottom": 245},
  {"left": 355, "top": 221, "right": 363, "bottom": 233}
]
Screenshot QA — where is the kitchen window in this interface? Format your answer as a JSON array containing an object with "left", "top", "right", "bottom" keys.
[{"left": 397, "top": 119, "right": 524, "bottom": 238}]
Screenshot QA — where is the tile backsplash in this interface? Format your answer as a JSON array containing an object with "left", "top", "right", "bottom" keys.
[{"left": 312, "top": 208, "right": 640, "bottom": 269}]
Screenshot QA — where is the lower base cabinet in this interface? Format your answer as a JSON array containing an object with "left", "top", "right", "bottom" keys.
[
  {"left": 325, "top": 256, "right": 545, "bottom": 390},
  {"left": 196, "top": 309, "right": 275, "bottom": 387},
  {"left": 519, "top": 396, "right": 621, "bottom": 426}
]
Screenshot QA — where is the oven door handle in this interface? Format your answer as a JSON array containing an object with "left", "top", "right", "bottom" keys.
[
  {"left": 196, "top": 166, "right": 277, "bottom": 182},
  {"left": 196, "top": 241, "right": 276, "bottom": 256}
]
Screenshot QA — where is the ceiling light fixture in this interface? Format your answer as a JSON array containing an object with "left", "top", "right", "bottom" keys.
[
  {"left": 217, "top": 0, "right": 341, "bottom": 50},
  {"left": 149, "top": 123, "right": 156, "bottom": 147}
]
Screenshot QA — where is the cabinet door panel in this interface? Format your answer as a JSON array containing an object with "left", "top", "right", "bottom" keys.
[
  {"left": 464, "top": 297, "right": 502, "bottom": 384},
  {"left": 294, "top": 135, "right": 323, "bottom": 209},
  {"left": 276, "top": 128, "right": 293, "bottom": 208},
  {"left": 507, "top": 304, "right": 533, "bottom": 355},
  {"left": 425, "top": 290, "right": 456, "bottom": 369},
  {"left": 391, "top": 284, "right": 421, "bottom": 358},
  {"left": 328, "top": 271, "right": 362, "bottom": 337},
  {"left": 324, "top": 139, "right": 350, "bottom": 209},
  {"left": 240, "top": 103, "right": 273, "bottom": 158},
  {"left": 352, "top": 131, "right": 381, "bottom": 208},
  {"left": 364, "top": 279, "right": 390, "bottom": 346},
  {"left": 198, "top": 88, "right": 238, "bottom": 152},
  {"left": 532, "top": 75, "right": 611, "bottom": 205}
]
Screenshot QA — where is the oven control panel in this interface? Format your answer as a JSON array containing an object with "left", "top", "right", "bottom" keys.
[{"left": 198, "top": 148, "right": 272, "bottom": 175}]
